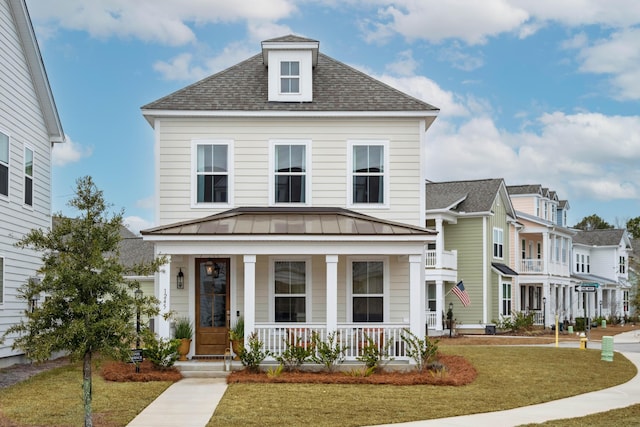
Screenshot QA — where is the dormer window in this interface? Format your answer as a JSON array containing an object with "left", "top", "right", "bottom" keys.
[{"left": 280, "top": 61, "right": 300, "bottom": 93}]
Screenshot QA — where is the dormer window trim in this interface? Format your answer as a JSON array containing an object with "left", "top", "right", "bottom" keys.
[{"left": 280, "top": 61, "right": 300, "bottom": 94}]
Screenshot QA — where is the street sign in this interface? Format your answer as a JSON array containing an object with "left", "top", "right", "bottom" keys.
[{"left": 574, "top": 285, "right": 597, "bottom": 292}]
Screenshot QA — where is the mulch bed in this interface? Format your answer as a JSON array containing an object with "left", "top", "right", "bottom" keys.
[
  {"left": 227, "top": 354, "right": 477, "bottom": 386},
  {"left": 100, "top": 360, "right": 182, "bottom": 382}
]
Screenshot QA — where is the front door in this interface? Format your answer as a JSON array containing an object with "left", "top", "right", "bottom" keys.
[{"left": 195, "top": 258, "right": 230, "bottom": 355}]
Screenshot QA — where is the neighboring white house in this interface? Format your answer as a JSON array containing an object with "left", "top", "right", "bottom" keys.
[
  {"left": 0, "top": 0, "right": 65, "bottom": 367},
  {"left": 572, "top": 229, "right": 633, "bottom": 321},
  {"left": 141, "top": 35, "right": 440, "bottom": 361}
]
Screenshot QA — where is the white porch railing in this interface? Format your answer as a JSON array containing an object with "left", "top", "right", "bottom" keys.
[
  {"left": 426, "top": 311, "right": 438, "bottom": 329},
  {"left": 254, "top": 323, "right": 412, "bottom": 360},
  {"left": 425, "top": 250, "right": 457, "bottom": 270},
  {"left": 520, "top": 259, "right": 543, "bottom": 273},
  {"left": 532, "top": 311, "right": 544, "bottom": 325}
]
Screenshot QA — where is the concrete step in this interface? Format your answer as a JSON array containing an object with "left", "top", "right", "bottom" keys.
[{"left": 175, "top": 361, "right": 237, "bottom": 378}]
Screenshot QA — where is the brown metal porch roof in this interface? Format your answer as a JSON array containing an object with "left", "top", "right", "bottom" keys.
[{"left": 141, "top": 207, "right": 435, "bottom": 236}]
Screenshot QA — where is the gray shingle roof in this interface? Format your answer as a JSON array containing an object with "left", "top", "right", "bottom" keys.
[
  {"left": 142, "top": 51, "right": 438, "bottom": 113},
  {"left": 573, "top": 229, "right": 627, "bottom": 247},
  {"left": 506, "top": 184, "right": 542, "bottom": 196},
  {"left": 425, "top": 179, "right": 504, "bottom": 213},
  {"left": 141, "top": 207, "right": 435, "bottom": 236}
]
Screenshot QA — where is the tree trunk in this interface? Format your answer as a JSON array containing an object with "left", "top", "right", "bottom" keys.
[{"left": 83, "top": 351, "right": 93, "bottom": 427}]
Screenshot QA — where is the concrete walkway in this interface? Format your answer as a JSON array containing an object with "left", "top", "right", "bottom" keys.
[
  {"left": 127, "top": 331, "right": 640, "bottom": 427},
  {"left": 126, "top": 378, "right": 227, "bottom": 427}
]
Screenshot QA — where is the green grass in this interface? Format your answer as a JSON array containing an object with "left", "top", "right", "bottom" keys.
[
  {"left": 523, "top": 404, "right": 640, "bottom": 426},
  {"left": 0, "top": 347, "right": 636, "bottom": 427},
  {"left": 0, "top": 362, "right": 173, "bottom": 426},
  {"left": 209, "top": 347, "right": 637, "bottom": 427}
]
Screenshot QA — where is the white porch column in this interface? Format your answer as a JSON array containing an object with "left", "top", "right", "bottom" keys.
[
  {"left": 409, "top": 254, "right": 424, "bottom": 338},
  {"left": 542, "top": 233, "right": 549, "bottom": 273},
  {"left": 436, "top": 280, "right": 444, "bottom": 331},
  {"left": 157, "top": 256, "right": 171, "bottom": 338},
  {"left": 243, "top": 255, "right": 256, "bottom": 344},
  {"left": 543, "top": 282, "right": 550, "bottom": 328},
  {"left": 435, "top": 218, "right": 443, "bottom": 269},
  {"left": 326, "top": 255, "right": 338, "bottom": 335}
]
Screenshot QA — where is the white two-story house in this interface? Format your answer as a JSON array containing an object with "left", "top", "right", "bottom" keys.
[
  {"left": 507, "top": 185, "right": 575, "bottom": 327},
  {"left": 141, "top": 36, "right": 439, "bottom": 360},
  {"left": 572, "top": 229, "right": 633, "bottom": 321},
  {"left": 0, "top": 0, "right": 65, "bottom": 367}
]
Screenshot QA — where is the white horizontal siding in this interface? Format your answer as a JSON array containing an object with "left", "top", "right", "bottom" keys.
[
  {"left": 0, "top": 0, "right": 54, "bottom": 359},
  {"left": 157, "top": 117, "right": 423, "bottom": 226}
]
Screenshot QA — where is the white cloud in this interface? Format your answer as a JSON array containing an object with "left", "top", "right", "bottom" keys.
[
  {"left": 27, "top": 0, "right": 297, "bottom": 46},
  {"left": 385, "top": 50, "right": 419, "bottom": 76},
  {"left": 123, "top": 215, "right": 154, "bottom": 235},
  {"left": 52, "top": 135, "right": 92, "bottom": 166},
  {"left": 512, "top": 0, "right": 640, "bottom": 28},
  {"left": 572, "top": 28, "right": 640, "bottom": 100}
]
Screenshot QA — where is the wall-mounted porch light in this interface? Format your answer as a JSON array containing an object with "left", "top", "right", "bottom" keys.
[
  {"left": 177, "top": 268, "right": 184, "bottom": 289},
  {"left": 205, "top": 260, "right": 220, "bottom": 278}
]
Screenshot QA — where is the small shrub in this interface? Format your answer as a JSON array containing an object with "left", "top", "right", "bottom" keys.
[
  {"left": 401, "top": 329, "right": 439, "bottom": 373},
  {"left": 344, "top": 366, "right": 375, "bottom": 377},
  {"left": 141, "top": 330, "right": 180, "bottom": 370},
  {"left": 266, "top": 364, "right": 283, "bottom": 378},
  {"left": 356, "top": 332, "right": 393, "bottom": 370},
  {"left": 173, "top": 317, "right": 193, "bottom": 340},
  {"left": 275, "top": 336, "right": 313, "bottom": 371},
  {"left": 311, "top": 332, "right": 348, "bottom": 372},
  {"left": 239, "top": 332, "right": 270, "bottom": 373},
  {"left": 494, "top": 311, "right": 535, "bottom": 332}
]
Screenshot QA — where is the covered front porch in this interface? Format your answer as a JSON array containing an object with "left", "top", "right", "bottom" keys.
[{"left": 141, "top": 207, "right": 436, "bottom": 362}]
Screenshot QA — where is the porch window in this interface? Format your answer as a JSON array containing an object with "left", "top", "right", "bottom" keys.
[
  {"left": 194, "top": 141, "right": 230, "bottom": 204},
  {"left": 274, "top": 261, "right": 307, "bottom": 322},
  {"left": 0, "top": 132, "right": 8, "bottom": 197},
  {"left": 24, "top": 146, "right": 33, "bottom": 206},
  {"left": 520, "top": 286, "right": 526, "bottom": 311},
  {"left": 501, "top": 283, "right": 511, "bottom": 316},
  {"left": 624, "top": 291, "right": 629, "bottom": 312},
  {"left": 426, "top": 283, "right": 436, "bottom": 311},
  {"left": 352, "top": 261, "right": 383, "bottom": 322},
  {"left": 493, "top": 228, "right": 503, "bottom": 259},
  {"left": 350, "top": 142, "right": 386, "bottom": 205},
  {"left": 273, "top": 142, "right": 308, "bottom": 204}
]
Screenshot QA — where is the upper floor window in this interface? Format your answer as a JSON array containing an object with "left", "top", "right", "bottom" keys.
[
  {"left": 24, "top": 147, "right": 33, "bottom": 207},
  {"left": 619, "top": 256, "right": 626, "bottom": 274},
  {"left": 280, "top": 61, "right": 300, "bottom": 93},
  {"left": 273, "top": 142, "right": 308, "bottom": 204},
  {"left": 193, "top": 140, "right": 231, "bottom": 206},
  {"left": 0, "top": 132, "right": 8, "bottom": 197},
  {"left": 493, "top": 228, "right": 504, "bottom": 259},
  {"left": 350, "top": 142, "right": 387, "bottom": 205},
  {"left": 351, "top": 260, "right": 385, "bottom": 322},
  {"left": 273, "top": 260, "right": 309, "bottom": 322}
]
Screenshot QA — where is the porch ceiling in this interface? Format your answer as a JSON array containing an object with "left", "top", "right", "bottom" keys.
[{"left": 141, "top": 207, "right": 436, "bottom": 237}]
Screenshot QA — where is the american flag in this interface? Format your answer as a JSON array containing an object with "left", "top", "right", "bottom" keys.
[{"left": 452, "top": 281, "right": 471, "bottom": 307}]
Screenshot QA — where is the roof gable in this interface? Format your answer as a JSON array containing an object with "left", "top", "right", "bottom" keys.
[
  {"left": 573, "top": 229, "right": 629, "bottom": 247},
  {"left": 426, "top": 178, "right": 511, "bottom": 215}
]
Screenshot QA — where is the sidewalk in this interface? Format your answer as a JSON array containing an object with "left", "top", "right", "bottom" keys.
[{"left": 128, "top": 331, "right": 640, "bottom": 427}]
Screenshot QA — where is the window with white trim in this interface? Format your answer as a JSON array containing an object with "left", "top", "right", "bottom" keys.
[
  {"left": 274, "top": 260, "right": 308, "bottom": 322},
  {"left": 24, "top": 146, "right": 33, "bottom": 206},
  {"left": 426, "top": 283, "right": 436, "bottom": 311},
  {"left": 350, "top": 142, "right": 386, "bottom": 205},
  {"left": 280, "top": 61, "right": 300, "bottom": 93},
  {"left": 273, "top": 142, "right": 308, "bottom": 204},
  {"left": 0, "top": 132, "right": 8, "bottom": 197},
  {"left": 493, "top": 228, "right": 504, "bottom": 259},
  {"left": 352, "top": 261, "right": 384, "bottom": 322},
  {"left": 193, "top": 141, "right": 230, "bottom": 205},
  {"left": 501, "top": 282, "right": 511, "bottom": 316},
  {"left": 624, "top": 291, "right": 629, "bottom": 313},
  {"left": 619, "top": 256, "right": 626, "bottom": 274}
]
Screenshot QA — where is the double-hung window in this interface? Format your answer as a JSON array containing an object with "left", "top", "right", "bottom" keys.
[
  {"left": 493, "top": 228, "right": 503, "bottom": 259},
  {"left": 272, "top": 142, "right": 308, "bottom": 204},
  {"left": 274, "top": 260, "right": 308, "bottom": 322},
  {"left": 0, "top": 132, "right": 8, "bottom": 197},
  {"left": 24, "top": 147, "right": 33, "bottom": 206},
  {"left": 350, "top": 142, "right": 386, "bottom": 205},
  {"left": 351, "top": 260, "right": 384, "bottom": 322},
  {"left": 280, "top": 61, "right": 300, "bottom": 93},
  {"left": 501, "top": 283, "right": 511, "bottom": 316},
  {"left": 193, "top": 140, "right": 231, "bottom": 205}
]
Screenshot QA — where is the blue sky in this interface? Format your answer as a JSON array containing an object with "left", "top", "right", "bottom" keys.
[{"left": 26, "top": 0, "right": 640, "bottom": 233}]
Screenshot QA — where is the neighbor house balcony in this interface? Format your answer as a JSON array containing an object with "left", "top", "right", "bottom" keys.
[
  {"left": 254, "top": 323, "right": 411, "bottom": 361},
  {"left": 425, "top": 249, "right": 457, "bottom": 282}
]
